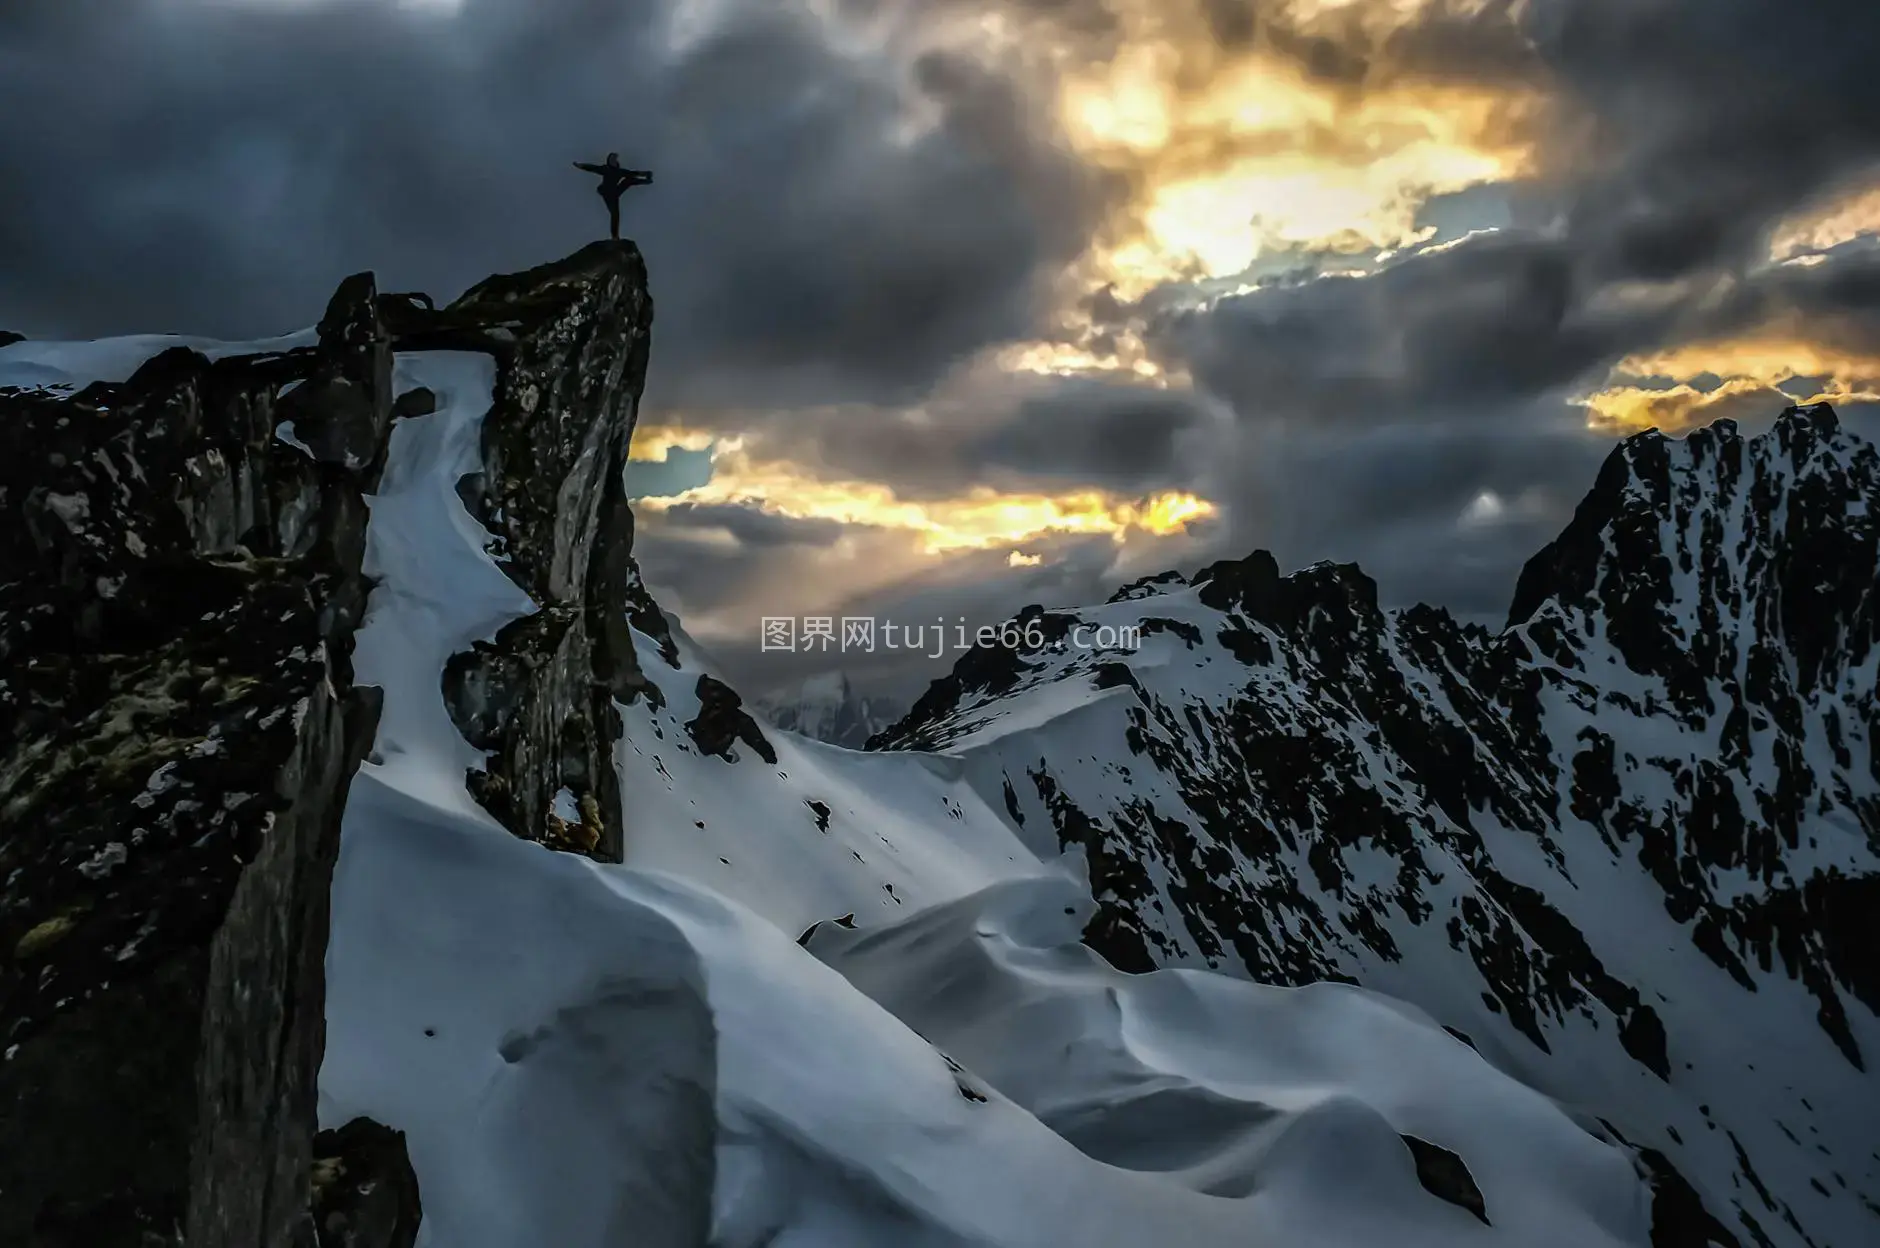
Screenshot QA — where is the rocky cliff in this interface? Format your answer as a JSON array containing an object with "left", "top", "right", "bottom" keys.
[{"left": 0, "top": 241, "right": 655, "bottom": 1245}]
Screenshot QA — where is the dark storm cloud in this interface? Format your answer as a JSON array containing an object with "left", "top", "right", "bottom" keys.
[
  {"left": 639, "top": 373, "right": 1217, "bottom": 501},
  {"left": 658, "top": 502, "right": 847, "bottom": 549},
  {"left": 628, "top": 520, "right": 776, "bottom": 620},
  {"left": 975, "top": 379, "right": 1212, "bottom": 490},
  {"left": 1703, "top": 245, "right": 1880, "bottom": 348},
  {"left": 1124, "top": 0, "right": 1880, "bottom": 613},
  {"left": 1539, "top": 0, "right": 1880, "bottom": 283},
  {"left": 1154, "top": 236, "right": 1880, "bottom": 617},
  {"left": 1227, "top": 415, "right": 1612, "bottom": 614},
  {"left": 677, "top": 0, "right": 1880, "bottom": 659},
  {"left": 1140, "top": 0, "right": 1880, "bottom": 401},
  {"left": 1157, "top": 232, "right": 1640, "bottom": 419},
  {"left": 0, "top": 0, "right": 1108, "bottom": 409}
]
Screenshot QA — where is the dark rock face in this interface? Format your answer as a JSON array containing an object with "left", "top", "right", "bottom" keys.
[
  {"left": 876, "top": 406, "right": 1880, "bottom": 1248},
  {"left": 0, "top": 241, "right": 667, "bottom": 1243},
  {"left": 686, "top": 675, "right": 778, "bottom": 765},
  {"left": 1401, "top": 1135, "right": 1490, "bottom": 1225},
  {"left": 1633, "top": 1146, "right": 1744, "bottom": 1248},
  {"left": 0, "top": 330, "right": 24, "bottom": 349},
  {"left": 0, "top": 281, "right": 390, "bottom": 1243},
  {"left": 305, "top": 1118, "right": 422, "bottom": 1248},
  {"left": 421, "top": 241, "right": 656, "bottom": 862}
]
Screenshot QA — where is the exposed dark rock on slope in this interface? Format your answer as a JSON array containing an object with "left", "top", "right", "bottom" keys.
[
  {"left": 873, "top": 405, "right": 1880, "bottom": 1248},
  {"left": 686, "top": 674, "right": 778, "bottom": 764},
  {"left": 0, "top": 242, "right": 658, "bottom": 1244}
]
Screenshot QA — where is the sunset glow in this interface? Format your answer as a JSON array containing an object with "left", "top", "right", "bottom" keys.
[
  {"left": 1769, "top": 177, "right": 1880, "bottom": 260},
  {"left": 637, "top": 441, "right": 1217, "bottom": 553},
  {"left": 1049, "top": 7, "right": 1539, "bottom": 297},
  {"left": 1581, "top": 337, "right": 1880, "bottom": 432}
]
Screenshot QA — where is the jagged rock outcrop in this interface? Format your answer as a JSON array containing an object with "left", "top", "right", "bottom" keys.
[
  {"left": 686, "top": 674, "right": 778, "bottom": 765},
  {"left": 0, "top": 280, "right": 392, "bottom": 1244},
  {"left": 426, "top": 241, "right": 656, "bottom": 862},
  {"left": 872, "top": 405, "right": 1880, "bottom": 1248},
  {"left": 756, "top": 673, "right": 904, "bottom": 749},
  {"left": 1, "top": 239, "right": 663, "bottom": 1244}
]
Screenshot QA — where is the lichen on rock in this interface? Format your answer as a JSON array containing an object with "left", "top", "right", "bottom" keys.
[{"left": 0, "top": 277, "right": 388, "bottom": 1245}]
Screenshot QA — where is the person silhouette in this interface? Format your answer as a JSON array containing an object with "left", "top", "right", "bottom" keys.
[{"left": 573, "top": 152, "right": 653, "bottom": 240}]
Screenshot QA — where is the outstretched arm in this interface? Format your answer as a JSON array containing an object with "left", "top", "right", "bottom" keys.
[{"left": 573, "top": 161, "right": 604, "bottom": 173}]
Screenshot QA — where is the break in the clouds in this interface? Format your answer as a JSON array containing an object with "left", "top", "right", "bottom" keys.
[{"left": 4, "top": 0, "right": 1880, "bottom": 695}]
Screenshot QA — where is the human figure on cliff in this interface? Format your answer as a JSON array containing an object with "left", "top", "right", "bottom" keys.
[{"left": 573, "top": 153, "right": 653, "bottom": 240}]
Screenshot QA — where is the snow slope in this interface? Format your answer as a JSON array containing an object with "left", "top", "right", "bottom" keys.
[
  {"left": 310, "top": 341, "right": 1666, "bottom": 1246},
  {"left": 0, "top": 329, "right": 317, "bottom": 395}
]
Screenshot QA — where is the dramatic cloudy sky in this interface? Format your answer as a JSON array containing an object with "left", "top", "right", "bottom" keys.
[{"left": 5, "top": 0, "right": 1879, "bottom": 698}]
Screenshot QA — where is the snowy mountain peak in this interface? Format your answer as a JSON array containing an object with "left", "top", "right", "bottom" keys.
[
  {"left": 1508, "top": 402, "right": 1879, "bottom": 691},
  {"left": 867, "top": 407, "right": 1880, "bottom": 1248},
  {"left": 755, "top": 671, "right": 906, "bottom": 749}
]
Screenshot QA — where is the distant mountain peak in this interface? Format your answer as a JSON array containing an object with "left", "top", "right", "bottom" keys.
[
  {"left": 1506, "top": 403, "right": 1879, "bottom": 698},
  {"left": 756, "top": 672, "right": 906, "bottom": 749}
]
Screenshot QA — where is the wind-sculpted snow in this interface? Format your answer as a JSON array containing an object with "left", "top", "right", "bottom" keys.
[
  {"left": 807, "top": 875, "right": 1648, "bottom": 1245},
  {"left": 306, "top": 249, "right": 1681, "bottom": 1247},
  {"left": 873, "top": 406, "right": 1880, "bottom": 1248}
]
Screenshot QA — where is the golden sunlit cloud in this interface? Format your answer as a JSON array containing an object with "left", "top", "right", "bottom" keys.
[
  {"left": 644, "top": 2, "right": 1544, "bottom": 559},
  {"left": 637, "top": 440, "right": 1216, "bottom": 553},
  {"left": 1615, "top": 339, "right": 1880, "bottom": 391},
  {"left": 993, "top": 336, "right": 1177, "bottom": 384},
  {"left": 1580, "top": 379, "right": 1772, "bottom": 435},
  {"left": 629, "top": 426, "right": 720, "bottom": 461},
  {"left": 1579, "top": 336, "right": 1880, "bottom": 433},
  {"left": 1007, "top": 551, "right": 1043, "bottom": 567},
  {"left": 1045, "top": 5, "right": 1542, "bottom": 297},
  {"left": 1769, "top": 177, "right": 1880, "bottom": 260}
]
